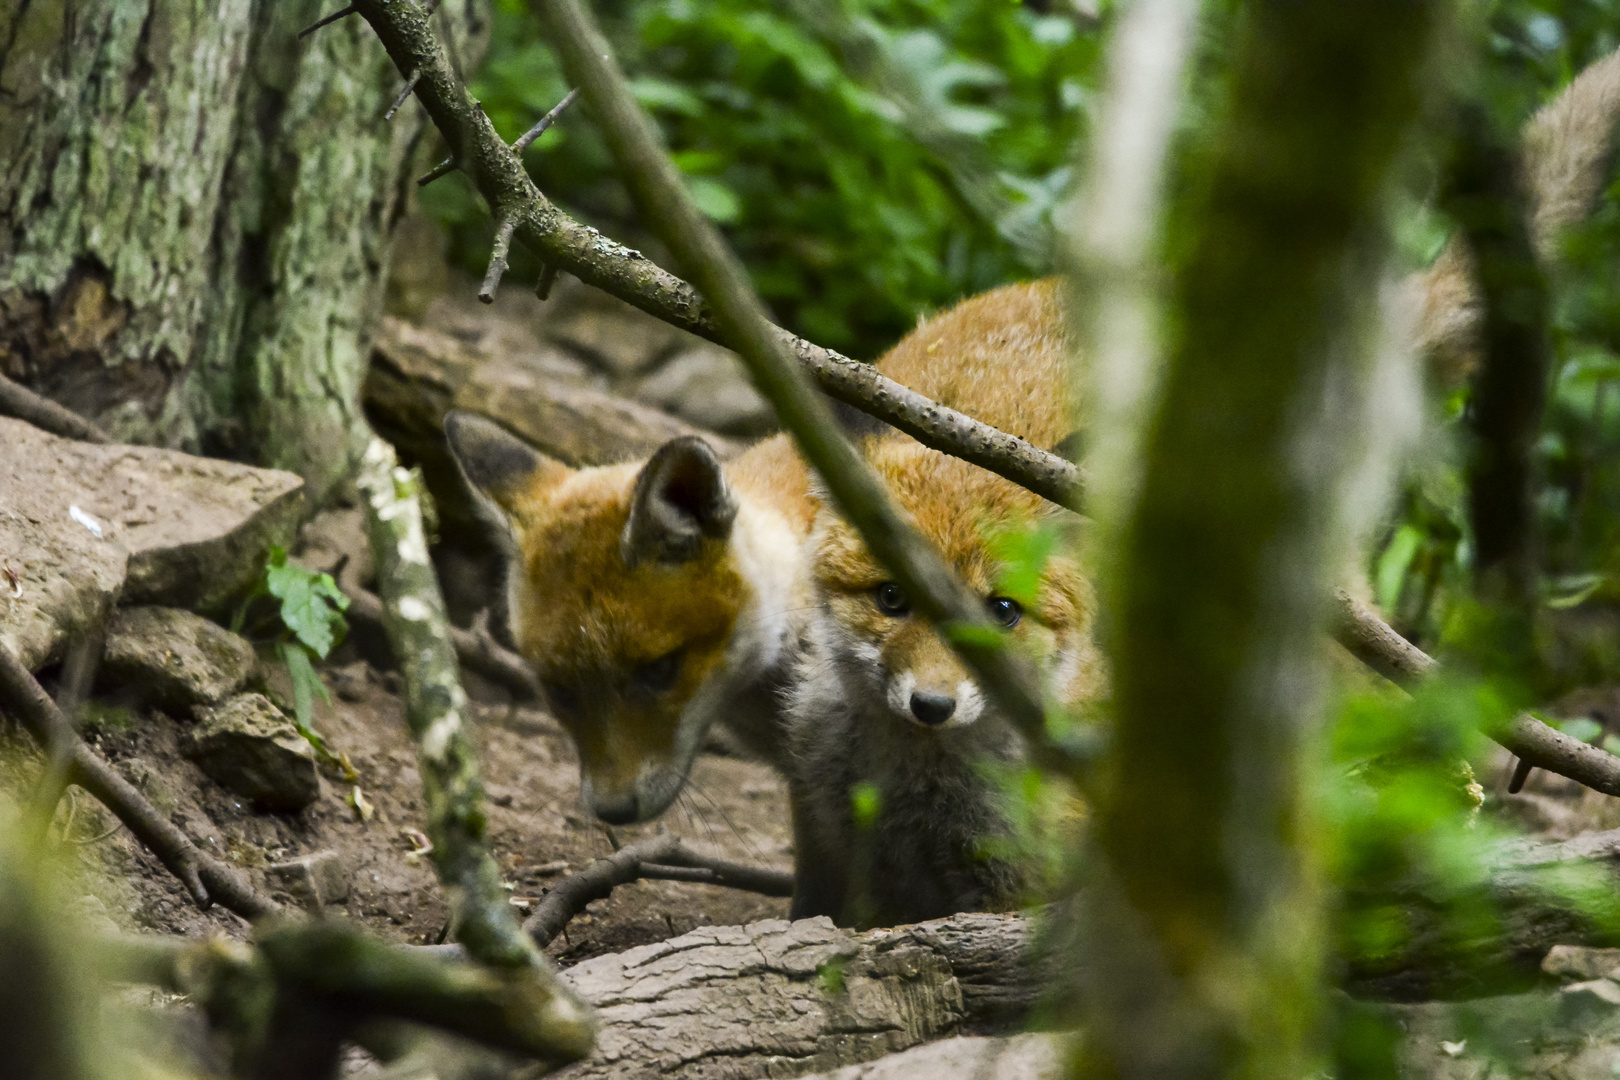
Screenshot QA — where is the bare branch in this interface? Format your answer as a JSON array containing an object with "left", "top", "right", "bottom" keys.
[
  {"left": 385, "top": 69, "right": 423, "bottom": 121},
  {"left": 1331, "top": 589, "right": 1440, "bottom": 684},
  {"left": 535, "top": 262, "right": 560, "bottom": 300},
  {"left": 523, "top": 834, "right": 793, "bottom": 948},
  {"left": 1333, "top": 593, "right": 1620, "bottom": 796},
  {"left": 417, "top": 154, "right": 457, "bottom": 187},
  {"left": 478, "top": 214, "right": 517, "bottom": 303},
  {"left": 0, "top": 642, "right": 278, "bottom": 919},
  {"left": 297, "top": 4, "right": 358, "bottom": 40},
  {"left": 355, "top": 434, "right": 597, "bottom": 1061},
  {"left": 0, "top": 372, "right": 109, "bottom": 443},
  {"left": 513, "top": 87, "right": 580, "bottom": 156}
]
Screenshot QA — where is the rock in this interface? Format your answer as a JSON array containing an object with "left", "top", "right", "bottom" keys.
[
  {"left": 101, "top": 606, "right": 257, "bottom": 709},
  {"left": 797, "top": 1034, "right": 1063, "bottom": 1080},
  {"left": 183, "top": 693, "right": 319, "bottom": 812},
  {"left": 1544, "top": 945, "right": 1620, "bottom": 982},
  {"left": 1561, "top": 978, "right": 1620, "bottom": 1030},
  {"left": 115, "top": 756, "right": 179, "bottom": 816},
  {"left": 541, "top": 289, "right": 686, "bottom": 377},
  {"left": 631, "top": 344, "right": 778, "bottom": 437},
  {"left": 266, "top": 850, "right": 350, "bottom": 911},
  {"left": 0, "top": 417, "right": 303, "bottom": 670}
]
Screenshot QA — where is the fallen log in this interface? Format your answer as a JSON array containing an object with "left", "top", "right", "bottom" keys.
[
  {"left": 553, "top": 912, "right": 1043, "bottom": 1080},
  {"left": 364, "top": 317, "right": 740, "bottom": 535}
]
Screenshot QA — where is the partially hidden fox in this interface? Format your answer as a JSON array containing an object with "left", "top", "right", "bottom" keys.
[
  {"left": 446, "top": 44, "right": 1620, "bottom": 832},
  {"left": 782, "top": 49, "right": 1620, "bottom": 927},
  {"left": 784, "top": 283, "right": 1101, "bottom": 928}
]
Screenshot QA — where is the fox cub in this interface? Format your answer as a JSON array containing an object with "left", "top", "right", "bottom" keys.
[
  {"left": 445, "top": 413, "right": 815, "bottom": 824},
  {"left": 785, "top": 283, "right": 1104, "bottom": 928}
]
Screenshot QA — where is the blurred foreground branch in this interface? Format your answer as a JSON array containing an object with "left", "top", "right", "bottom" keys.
[
  {"left": 1074, "top": 3, "right": 1444, "bottom": 1077},
  {"left": 355, "top": 438, "right": 593, "bottom": 1050},
  {"left": 104, "top": 922, "right": 592, "bottom": 1076}
]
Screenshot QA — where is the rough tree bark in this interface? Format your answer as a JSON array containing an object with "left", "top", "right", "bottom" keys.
[{"left": 0, "top": 1, "right": 485, "bottom": 503}]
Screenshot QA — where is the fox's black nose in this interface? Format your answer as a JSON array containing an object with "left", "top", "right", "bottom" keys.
[
  {"left": 910, "top": 692, "right": 957, "bottom": 726},
  {"left": 588, "top": 788, "right": 640, "bottom": 825}
]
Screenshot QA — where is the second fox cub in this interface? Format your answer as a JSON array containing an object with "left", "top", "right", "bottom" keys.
[{"left": 785, "top": 282, "right": 1104, "bottom": 928}]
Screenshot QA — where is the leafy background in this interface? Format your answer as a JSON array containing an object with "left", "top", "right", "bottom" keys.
[{"left": 421, "top": 0, "right": 1101, "bottom": 359}]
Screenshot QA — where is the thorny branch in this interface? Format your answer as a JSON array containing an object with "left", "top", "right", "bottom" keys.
[
  {"left": 0, "top": 642, "right": 279, "bottom": 919},
  {"left": 523, "top": 834, "right": 793, "bottom": 948},
  {"left": 339, "top": 0, "right": 1079, "bottom": 508}
]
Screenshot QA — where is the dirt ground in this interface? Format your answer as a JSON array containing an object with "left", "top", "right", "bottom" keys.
[{"left": 14, "top": 638, "right": 794, "bottom": 966}]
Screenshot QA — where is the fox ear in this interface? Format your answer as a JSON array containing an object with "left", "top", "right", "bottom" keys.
[
  {"left": 444, "top": 411, "right": 570, "bottom": 531},
  {"left": 621, "top": 436, "right": 737, "bottom": 567}
]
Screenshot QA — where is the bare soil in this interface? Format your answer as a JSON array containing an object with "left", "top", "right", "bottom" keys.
[{"left": 18, "top": 646, "right": 793, "bottom": 965}]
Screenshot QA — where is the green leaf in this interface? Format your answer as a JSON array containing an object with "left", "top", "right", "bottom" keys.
[
  {"left": 850, "top": 781, "right": 882, "bottom": 829},
  {"left": 1545, "top": 572, "right": 1606, "bottom": 610},
  {"left": 686, "top": 175, "right": 742, "bottom": 223},
  {"left": 278, "top": 640, "right": 339, "bottom": 767},
  {"left": 264, "top": 546, "right": 350, "bottom": 659},
  {"left": 1375, "top": 524, "right": 1424, "bottom": 614}
]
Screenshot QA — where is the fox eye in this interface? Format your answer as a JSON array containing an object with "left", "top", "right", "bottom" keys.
[
  {"left": 543, "top": 680, "right": 580, "bottom": 718},
  {"left": 873, "top": 582, "right": 910, "bottom": 617},
  {"left": 630, "top": 648, "right": 684, "bottom": 696},
  {"left": 986, "top": 596, "right": 1022, "bottom": 628}
]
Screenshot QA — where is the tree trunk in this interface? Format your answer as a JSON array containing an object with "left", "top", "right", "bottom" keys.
[
  {"left": 1070, "top": 4, "right": 1443, "bottom": 1079},
  {"left": 0, "top": 0, "right": 485, "bottom": 504}
]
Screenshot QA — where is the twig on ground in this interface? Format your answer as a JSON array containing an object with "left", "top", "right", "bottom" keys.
[
  {"left": 531, "top": 0, "right": 1067, "bottom": 768},
  {"left": 356, "top": 435, "right": 594, "bottom": 1056},
  {"left": 0, "top": 642, "right": 278, "bottom": 918},
  {"left": 0, "top": 372, "right": 109, "bottom": 443},
  {"left": 345, "top": 585, "right": 540, "bottom": 699},
  {"left": 522, "top": 834, "right": 793, "bottom": 948},
  {"left": 29, "top": 625, "right": 107, "bottom": 836}
]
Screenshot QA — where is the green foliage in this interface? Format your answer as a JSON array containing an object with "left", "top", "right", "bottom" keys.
[
  {"left": 264, "top": 547, "right": 349, "bottom": 660},
  {"left": 849, "top": 780, "right": 882, "bottom": 829},
  {"left": 1368, "top": 2, "right": 1620, "bottom": 672},
  {"left": 237, "top": 547, "right": 350, "bottom": 765},
  {"left": 423, "top": 0, "right": 1101, "bottom": 358}
]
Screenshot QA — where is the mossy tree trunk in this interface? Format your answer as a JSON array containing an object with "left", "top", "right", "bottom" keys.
[
  {"left": 0, "top": 0, "right": 484, "bottom": 504},
  {"left": 1071, "top": 4, "right": 1442, "bottom": 1079}
]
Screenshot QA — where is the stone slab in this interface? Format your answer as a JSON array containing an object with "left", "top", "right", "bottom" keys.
[{"left": 0, "top": 417, "right": 303, "bottom": 670}]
